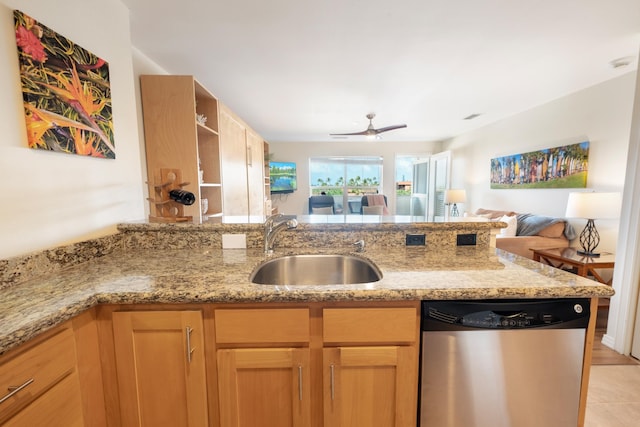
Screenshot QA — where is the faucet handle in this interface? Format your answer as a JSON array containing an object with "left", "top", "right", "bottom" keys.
[{"left": 353, "top": 240, "right": 365, "bottom": 252}]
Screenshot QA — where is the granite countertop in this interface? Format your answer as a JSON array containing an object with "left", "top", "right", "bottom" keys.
[{"left": 0, "top": 245, "right": 614, "bottom": 355}]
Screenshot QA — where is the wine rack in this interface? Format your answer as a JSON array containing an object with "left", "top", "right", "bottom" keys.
[{"left": 147, "top": 168, "right": 193, "bottom": 222}]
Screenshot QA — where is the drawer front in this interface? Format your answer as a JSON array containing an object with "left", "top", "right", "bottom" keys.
[
  {"left": 215, "top": 308, "right": 310, "bottom": 343},
  {"left": 0, "top": 328, "right": 77, "bottom": 419},
  {"left": 323, "top": 308, "right": 417, "bottom": 344},
  {"left": 2, "top": 371, "right": 84, "bottom": 427}
]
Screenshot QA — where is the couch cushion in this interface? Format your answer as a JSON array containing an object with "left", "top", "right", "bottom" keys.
[
  {"left": 495, "top": 236, "right": 569, "bottom": 259},
  {"left": 537, "top": 222, "right": 565, "bottom": 238}
]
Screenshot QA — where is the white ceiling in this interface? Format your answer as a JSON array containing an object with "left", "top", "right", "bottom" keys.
[{"left": 121, "top": 0, "right": 640, "bottom": 143}]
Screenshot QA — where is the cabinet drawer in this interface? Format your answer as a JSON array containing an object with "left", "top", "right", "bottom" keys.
[
  {"left": 323, "top": 308, "right": 417, "bottom": 343},
  {"left": 215, "top": 309, "right": 310, "bottom": 343},
  {"left": 0, "top": 328, "right": 77, "bottom": 419},
  {"left": 2, "top": 371, "right": 84, "bottom": 427}
]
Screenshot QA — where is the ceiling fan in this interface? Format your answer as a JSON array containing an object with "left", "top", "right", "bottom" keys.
[{"left": 330, "top": 113, "right": 407, "bottom": 139}]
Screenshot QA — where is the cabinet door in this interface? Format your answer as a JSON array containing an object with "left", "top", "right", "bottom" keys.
[
  {"left": 112, "top": 311, "right": 208, "bottom": 427},
  {"left": 219, "top": 107, "right": 250, "bottom": 216},
  {"left": 217, "top": 348, "right": 311, "bottom": 427},
  {"left": 323, "top": 346, "right": 416, "bottom": 427},
  {"left": 246, "top": 129, "right": 265, "bottom": 216}
]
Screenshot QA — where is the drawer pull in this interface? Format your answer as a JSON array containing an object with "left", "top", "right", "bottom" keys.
[{"left": 0, "top": 379, "right": 34, "bottom": 405}]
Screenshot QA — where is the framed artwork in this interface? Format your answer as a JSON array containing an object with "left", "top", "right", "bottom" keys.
[
  {"left": 490, "top": 141, "right": 589, "bottom": 189},
  {"left": 13, "top": 10, "right": 115, "bottom": 159}
]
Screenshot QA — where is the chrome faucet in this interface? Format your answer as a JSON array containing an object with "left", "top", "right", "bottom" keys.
[{"left": 264, "top": 214, "right": 298, "bottom": 254}]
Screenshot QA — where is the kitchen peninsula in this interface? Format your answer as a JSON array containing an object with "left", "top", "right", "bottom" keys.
[{"left": 0, "top": 220, "right": 614, "bottom": 427}]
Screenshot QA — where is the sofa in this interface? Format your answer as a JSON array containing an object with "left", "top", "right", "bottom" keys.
[{"left": 473, "top": 208, "right": 576, "bottom": 259}]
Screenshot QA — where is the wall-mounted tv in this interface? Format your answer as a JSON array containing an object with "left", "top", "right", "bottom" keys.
[{"left": 270, "top": 161, "right": 297, "bottom": 194}]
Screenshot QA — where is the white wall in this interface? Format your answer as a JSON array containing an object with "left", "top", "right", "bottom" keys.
[
  {"left": 443, "top": 72, "right": 636, "bottom": 253},
  {"left": 268, "top": 140, "right": 443, "bottom": 215},
  {"left": 0, "top": 0, "right": 145, "bottom": 258}
]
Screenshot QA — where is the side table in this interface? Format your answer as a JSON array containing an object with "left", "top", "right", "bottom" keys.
[{"left": 531, "top": 247, "right": 615, "bottom": 285}]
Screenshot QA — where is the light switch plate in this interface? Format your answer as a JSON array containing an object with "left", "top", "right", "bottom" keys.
[{"left": 222, "top": 234, "right": 247, "bottom": 249}]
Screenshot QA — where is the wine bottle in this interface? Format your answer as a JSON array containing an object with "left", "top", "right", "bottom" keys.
[{"left": 168, "top": 189, "right": 196, "bottom": 205}]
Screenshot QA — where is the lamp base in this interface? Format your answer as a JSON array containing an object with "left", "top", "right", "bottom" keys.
[
  {"left": 578, "top": 219, "right": 600, "bottom": 258},
  {"left": 577, "top": 250, "right": 600, "bottom": 258}
]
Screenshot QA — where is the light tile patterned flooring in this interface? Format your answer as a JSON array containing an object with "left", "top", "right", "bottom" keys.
[
  {"left": 585, "top": 365, "right": 640, "bottom": 427},
  {"left": 585, "top": 321, "right": 640, "bottom": 427}
]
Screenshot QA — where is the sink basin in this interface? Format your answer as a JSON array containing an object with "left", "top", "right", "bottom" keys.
[{"left": 250, "top": 254, "right": 382, "bottom": 285}]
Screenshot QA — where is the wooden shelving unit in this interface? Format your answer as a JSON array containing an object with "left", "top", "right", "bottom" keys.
[{"left": 140, "top": 75, "right": 223, "bottom": 221}]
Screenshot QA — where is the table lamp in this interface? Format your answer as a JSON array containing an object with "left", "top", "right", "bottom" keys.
[
  {"left": 445, "top": 189, "right": 466, "bottom": 217},
  {"left": 565, "top": 192, "right": 621, "bottom": 257}
]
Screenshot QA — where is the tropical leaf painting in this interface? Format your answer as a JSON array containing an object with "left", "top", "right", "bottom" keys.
[
  {"left": 13, "top": 10, "right": 115, "bottom": 159},
  {"left": 490, "top": 141, "right": 589, "bottom": 189}
]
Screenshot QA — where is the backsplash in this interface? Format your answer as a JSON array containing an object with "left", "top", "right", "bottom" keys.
[
  {"left": 1, "top": 221, "right": 496, "bottom": 289},
  {"left": 0, "top": 234, "right": 123, "bottom": 290}
]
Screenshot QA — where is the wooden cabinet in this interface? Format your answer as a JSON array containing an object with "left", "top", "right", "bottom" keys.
[
  {"left": 322, "top": 346, "right": 415, "bottom": 426},
  {"left": 322, "top": 307, "right": 419, "bottom": 427},
  {"left": 214, "top": 304, "right": 419, "bottom": 427},
  {"left": 140, "top": 75, "right": 222, "bottom": 221},
  {"left": 219, "top": 103, "right": 267, "bottom": 217},
  {"left": 0, "top": 326, "right": 85, "bottom": 427},
  {"left": 112, "top": 310, "right": 208, "bottom": 427},
  {"left": 217, "top": 348, "right": 311, "bottom": 426},
  {"left": 215, "top": 308, "right": 311, "bottom": 426}
]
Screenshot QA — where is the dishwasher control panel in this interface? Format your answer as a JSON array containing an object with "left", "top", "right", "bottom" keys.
[{"left": 422, "top": 299, "right": 590, "bottom": 330}]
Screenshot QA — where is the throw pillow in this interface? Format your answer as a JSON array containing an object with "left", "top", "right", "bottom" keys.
[
  {"left": 498, "top": 215, "right": 517, "bottom": 237},
  {"left": 312, "top": 206, "right": 333, "bottom": 214},
  {"left": 475, "top": 208, "right": 518, "bottom": 220}
]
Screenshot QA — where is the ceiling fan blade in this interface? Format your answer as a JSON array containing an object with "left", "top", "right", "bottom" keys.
[
  {"left": 374, "top": 124, "right": 407, "bottom": 134},
  {"left": 329, "top": 130, "right": 369, "bottom": 136}
]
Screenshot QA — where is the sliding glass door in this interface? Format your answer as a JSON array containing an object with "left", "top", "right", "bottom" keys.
[{"left": 310, "top": 157, "right": 383, "bottom": 214}]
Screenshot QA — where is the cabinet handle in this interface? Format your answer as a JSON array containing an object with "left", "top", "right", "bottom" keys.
[
  {"left": 247, "top": 146, "right": 253, "bottom": 166},
  {"left": 330, "top": 364, "right": 335, "bottom": 401},
  {"left": 186, "top": 326, "right": 195, "bottom": 363},
  {"left": 298, "top": 365, "right": 303, "bottom": 401},
  {"left": 0, "top": 379, "right": 34, "bottom": 405}
]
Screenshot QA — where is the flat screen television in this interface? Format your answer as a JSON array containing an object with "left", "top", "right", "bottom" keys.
[{"left": 270, "top": 161, "right": 297, "bottom": 194}]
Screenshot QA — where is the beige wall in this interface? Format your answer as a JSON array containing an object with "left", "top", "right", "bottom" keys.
[
  {"left": 0, "top": 0, "right": 146, "bottom": 258},
  {"left": 443, "top": 72, "right": 637, "bottom": 253}
]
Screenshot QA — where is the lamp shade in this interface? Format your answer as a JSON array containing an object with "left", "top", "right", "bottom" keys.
[
  {"left": 565, "top": 192, "right": 621, "bottom": 219},
  {"left": 444, "top": 189, "right": 466, "bottom": 204}
]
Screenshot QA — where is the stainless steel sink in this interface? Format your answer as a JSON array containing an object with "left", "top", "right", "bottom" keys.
[{"left": 250, "top": 254, "right": 382, "bottom": 285}]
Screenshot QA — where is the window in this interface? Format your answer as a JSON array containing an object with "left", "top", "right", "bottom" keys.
[{"left": 310, "top": 157, "right": 383, "bottom": 214}]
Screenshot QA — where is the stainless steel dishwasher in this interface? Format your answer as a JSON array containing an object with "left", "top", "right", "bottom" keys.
[{"left": 420, "top": 298, "right": 590, "bottom": 427}]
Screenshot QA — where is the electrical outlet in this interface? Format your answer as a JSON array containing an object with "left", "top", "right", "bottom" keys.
[
  {"left": 457, "top": 233, "right": 477, "bottom": 246},
  {"left": 406, "top": 234, "right": 426, "bottom": 246}
]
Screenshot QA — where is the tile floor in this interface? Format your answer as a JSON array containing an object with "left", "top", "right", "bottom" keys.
[
  {"left": 585, "top": 365, "right": 640, "bottom": 427},
  {"left": 585, "top": 318, "right": 640, "bottom": 427}
]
